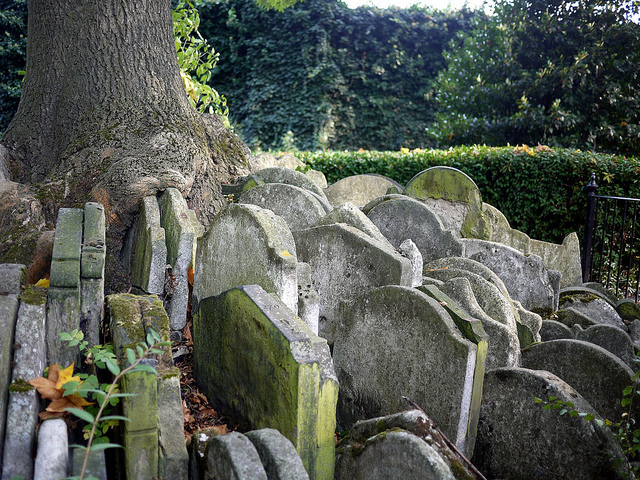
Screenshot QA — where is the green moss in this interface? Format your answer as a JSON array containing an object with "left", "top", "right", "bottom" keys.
[
  {"left": 159, "top": 366, "right": 181, "bottom": 380},
  {"left": 20, "top": 285, "right": 47, "bottom": 306},
  {"left": 9, "top": 378, "right": 34, "bottom": 393}
]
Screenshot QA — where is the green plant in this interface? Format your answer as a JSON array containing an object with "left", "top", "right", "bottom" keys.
[{"left": 173, "top": 0, "right": 229, "bottom": 126}]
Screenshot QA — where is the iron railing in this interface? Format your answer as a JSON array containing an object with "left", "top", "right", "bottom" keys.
[{"left": 582, "top": 173, "right": 640, "bottom": 301}]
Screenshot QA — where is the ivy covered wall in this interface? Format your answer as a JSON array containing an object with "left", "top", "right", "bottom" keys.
[{"left": 199, "top": 0, "right": 478, "bottom": 151}]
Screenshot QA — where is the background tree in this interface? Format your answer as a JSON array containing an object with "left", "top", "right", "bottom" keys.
[
  {"left": 0, "top": 0, "right": 27, "bottom": 134},
  {"left": 429, "top": 0, "right": 640, "bottom": 154}
]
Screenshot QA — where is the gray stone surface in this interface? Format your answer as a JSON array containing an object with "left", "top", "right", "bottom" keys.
[
  {"left": 46, "top": 287, "right": 81, "bottom": 366},
  {"left": 188, "top": 427, "right": 226, "bottom": 480},
  {"left": 556, "top": 306, "right": 598, "bottom": 329},
  {"left": 81, "top": 277, "right": 104, "bottom": 348},
  {"left": 310, "top": 202, "right": 391, "bottom": 248},
  {"left": 521, "top": 339, "right": 636, "bottom": 422},
  {"left": 529, "top": 232, "right": 583, "bottom": 288},
  {"left": 462, "top": 238, "right": 558, "bottom": 315},
  {"left": 512, "top": 299, "right": 543, "bottom": 346},
  {"left": 2, "top": 286, "right": 47, "bottom": 480},
  {"left": 129, "top": 196, "right": 167, "bottom": 295},
  {"left": 399, "top": 239, "right": 423, "bottom": 287},
  {"left": 559, "top": 295, "right": 627, "bottom": 331},
  {"left": 245, "top": 428, "right": 309, "bottom": 480},
  {"left": 324, "top": 174, "right": 403, "bottom": 208},
  {"left": 81, "top": 202, "right": 106, "bottom": 279},
  {"left": 297, "top": 262, "right": 319, "bottom": 335},
  {"left": 482, "top": 202, "right": 532, "bottom": 253},
  {"left": 305, "top": 169, "right": 328, "bottom": 190},
  {"left": 335, "top": 430, "right": 456, "bottom": 480},
  {"left": 205, "top": 432, "right": 268, "bottom": 480},
  {"left": 49, "top": 207, "right": 83, "bottom": 288},
  {"left": 629, "top": 319, "right": 640, "bottom": 348},
  {"left": 366, "top": 195, "right": 464, "bottom": 264},
  {"left": 0, "top": 294, "right": 18, "bottom": 462},
  {"left": 253, "top": 167, "right": 329, "bottom": 204},
  {"left": 248, "top": 152, "right": 305, "bottom": 172},
  {"left": 403, "top": 166, "right": 488, "bottom": 239},
  {"left": 560, "top": 284, "right": 618, "bottom": 307},
  {"left": 0, "top": 263, "right": 24, "bottom": 295},
  {"left": 432, "top": 276, "right": 520, "bottom": 369},
  {"left": 159, "top": 188, "right": 199, "bottom": 331},
  {"left": 33, "top": 418, "right": 68, "bottom": 480},
  {"left": 239, "top": 183, "right": 328, "bottom": 231},
  {"left": 540, "top": 319, "right": 574, "bottom": 341},
  {"left": 293, "top": 223, "right": 413, "bottom": 344},
  {"left": 573, "top": 324, "right": 637, "bottom": 370},
  {"left": 0, "top": 144, "right": 9, "bottom": 181},
  {"left": 474, "top": 368, "right": 626, "bottom": 480},
  {"left": 70, "top": 449, "right": 107, "bottom": 480},
  {"left": 616, "top": 298, "right": 640, "bottom": 321},
  {"left": 194, "top": 203, "right": 298, "bottom": 314},
  {"left": 158, "top": 375, "right": 189, "bottom": 480},
  {"left": 194, "top": 285, "right": 337, "bottom": 479},
  {"left": 333, "top": 285, "right": 485, "bottom": 456}
]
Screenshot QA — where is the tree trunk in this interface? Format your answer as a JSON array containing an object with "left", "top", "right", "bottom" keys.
[{"left": 1, "top": 0, "right": 249, "bottom": 290}]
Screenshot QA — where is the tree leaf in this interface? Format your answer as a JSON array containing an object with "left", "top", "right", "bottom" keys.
[{"left": 66, "top": 407, "right": 95, "bottom": 423}]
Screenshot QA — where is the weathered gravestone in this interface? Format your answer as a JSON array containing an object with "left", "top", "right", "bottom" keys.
[
  {"left": 245, "top": 428, "right": 310, "bottom": 480},
  {"left": 2, "top": 285, "right": 47, "bottom": 480},
  {"left": 521, "top": 339, "right": 637, "bottom": 422},
  {"left": 365, "top": 195, "right": 464, "bottom": 264},
  {"left": 205, "top": 431, "right": 268, "bottom": 480},
  {"left": 324, "top": 174, "right": 403, "bottom": 208},
  {"left": 193, "top": 285, "right": 338, "bottom": 480},
  {"left": 126, "top": 196, "right": 167, "bottom": 295},
  {"left": 293, "top": 223, "right": 413, "bottom": 344},
  {"left": 335, "top": 409, "right": 475, "bottom": 480},
  {"left": 251, "top": 167, "right": 330, "bottom": 207},
  {"left": 310, "top": 202, "right": 391, "bottom": 248},
  {"left": 239, "top": 183, "right": 328, "bottom": 231},
  {"left": 194, "top": 203, "right": 298, "bottom": 314},
  {"left": 403, "top": 166, "right": 489, "bottom": 240},
  {"left": 473, "top": 368, "right": 626, "bottom": 480},
  {"left": 33, "top": 418, "right": 68, "bottom": 480},
  {"left": 333, "top": 285, "right": 486, "bottom": 457},
  {"left": 81, "top": 202, "right": 106, "bottom": 348},
  {"left": 558, "top": 292, "right": 627, "bottom": 331},
  {"left": 572, "top": 324, "right": 637, "bottom": 370},
  {"left": 462, "top": 238, "right": 559, "bottom": 316}
]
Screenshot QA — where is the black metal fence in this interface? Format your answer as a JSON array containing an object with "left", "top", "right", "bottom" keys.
[{"left": 582, "top": 173, "right": 640, "bottom": 301}]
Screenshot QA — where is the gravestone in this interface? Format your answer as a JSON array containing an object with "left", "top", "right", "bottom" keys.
[
  {"left": 540, "top": 319, "right": 573, "bottom": 341},
  {"left": 333, "top": 285, "right": 486, "bottom": 457},
  {"left": 482, "top": 202, "right": 532, "bottom": 253},
  {"left": 194, "top": 203, "right": 298, "bottom": 314},
  {"left": 403, "top": 166, "right": 488, "bottom": 239},
  {"left": 365, "top": 195, "right": 464, "bottom": 264},
  {"left": 529, "top": 232, "right": 583, "bottom": 288},
  {"left": 245, "top": 428, "right": 310, "bottom": 480},
  {"left": 205, "top": 432, "right": 268, "bottom": 480},
  {"left": 252, "top": 167, "right": 329, "bottom": 206},
  {"left": 239, "top": 183, "right": 328, "bottom": 231},
  {"left": 293, "top": 223, "right": 413, "bottom": 344},
  {"left": 194, "top": 285, "right": 338, "bottom": 480},
  {"left": 559, "top": 294, "right": 627, "bottom": 331},
  {"left": 33, "top": 418, "right": 68, "bottom": 480},
  {"left": 311, "top": 202, "right": 391, "bottom": 248},
  {"left": 521, "top": 339, "right": 636, "bottom": 422},
  {"left": 473, "top": 368, "right": 626, "bottom": 480},
  {"left": 573, "top": 324, "right": 637, "bottom": 370},
  {"left": 324, "top": 174, "right": 403, "bottom": 208},
  {"left": 81, "top": 202, "right": 106, "bottom": 348},
  {"left": 462, "top": 238, "right": 558, "bottom": 315},
  {"left": 128, "top": 196, "right": 167, "bottom": 295}
]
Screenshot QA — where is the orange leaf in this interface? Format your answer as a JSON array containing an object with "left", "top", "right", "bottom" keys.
[
  {"left": 69, "top": 393, "right": 93, "bottom": 408},
  {"left": 28, "top": 376, "right": 60, "bottom": 401},
  {"left": 47, "top": 397, "right": 75, "bottom": 413}
]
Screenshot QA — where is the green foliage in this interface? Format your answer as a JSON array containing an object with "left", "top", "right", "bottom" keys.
[
  {"left": 430, "top": 0, "right": 640, "bottom": 155},
  {"left": 199, "top": 0, "right": 478, "bottom": 151},
  {"left": 299, "top": 146, "right": 640, "bottom": 243},
  {"left": 0, "top": 0, "right": 27, "bottom": 137},
  {"left": 59, "top": 328, "right": 170, "bottom": 480},
  {"left": 173, "top": 0, "right": 229, "bottom": 126}
]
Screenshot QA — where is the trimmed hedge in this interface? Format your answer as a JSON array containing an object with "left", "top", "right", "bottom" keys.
[{"left": 299, "top": 146, "right": 640, "bottom": 245}]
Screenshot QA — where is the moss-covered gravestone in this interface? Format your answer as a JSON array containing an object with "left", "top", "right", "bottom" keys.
[{"left": 193, "top": 285, "right": 338, "bottom": 480}]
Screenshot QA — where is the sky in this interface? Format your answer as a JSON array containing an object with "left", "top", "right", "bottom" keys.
[{"left": 342, "top": 0, "right": 489, "bottom": 11}]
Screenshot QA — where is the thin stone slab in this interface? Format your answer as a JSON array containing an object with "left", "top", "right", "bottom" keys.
[
  {"left": 333, "top": 285, "right": 486, "bottom": 456},
  {"left": 2, "top": 286, "right": 47, "bottom": 480},
  {"left": 253, "top": 167, "right": 329, "bottom": 204},
  {"left": 430, "top": 276, "right": 520, "bottom": 369},
  {"left": 81, "top": 202, "right": 106, "bottom": 279},
  {"left": 81, "top": 277, "right": 104, "bottom": 348},
  {"left": 0, "top": 263, "right": 25, "bottom": 295},
  {"left": 521, "top": 339, "right": 636, "bottom": 422},
  {"left": 482, "top": 202, "right": 532, "bottom": 253},
  {"left": 529, "top": 232, "right": 583, "bottom": 288},
  {"left": 540, "top": 319, "right": 574, "bottom": 341},
  {"left": 159, "top": 188, "right": 198, "bottom": 331},
  {"left": 617, "top": 298, "right": 640, "bottom": 321},
  {"left": 245, "top": 428, "right": 309, "bottom": 480},
  {"left": 462, "top": 238, "right": 558, "bottom": 315},
  {"left": 205, "top": 432, "right": 268, "bottom": 480},
  {"left": 158, "top": 374, "right": 189, "bottom": 480},
  {"left": 33, "top": 418, "right": 68, "bottom": 480},
  {"left": 46, "top": 287, "right": 81, "bottom": 366},
  {"left": 572, "top": 324, "right": 637, "bottom": 370},
  {"left": 403, "top": 166, "right": 488, "bottom": 239},
  {"left": 249, "top": 152, "right": 305, "bottom": 172},
  {"left": 129, "top": 196, "right": 167, "bottom": 295},
  {"left": 310, "top": 202, "right": 391, "bottom": 248},
  {"left": 293, "top": 223, "right": 413, "bottom": 344},
  {"left": 559, "top": 294, "right": 627, "bottom": 331},
  {"left": 0, "top": 294, "right": 19, "bottom": 461},
  {"left": 297, "top": 262, "right": 319, "bottom": 335},
  {"left": 366, "top": 195, "right": 464, "bottom": 264},
  {"left": 239, "top": 183, "right": 328, "bottom": 231},
  {"left": 194, "top": 285, "right": 338, "bottom": 480},
  {"left": 473, "top": 368, "right": 626, "bottom": 480},
  {"left": 194, "top": 203, "right": 298, "bottom": 314},
  {"left": 556, "top": 306, "right": 598, "bottom": 329},
  {"left": 324, "top": 174, "right": 403, "bottom": 208},
  {"left": 399, "top": 239, "right": 423, "bottom": 287},
  {"left": 49, "top": 208, "right": 83, "bottom": 288}
]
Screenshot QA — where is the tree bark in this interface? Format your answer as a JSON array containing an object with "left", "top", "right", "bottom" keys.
[{"left": 1, "top": 0, "right": 249, "bottom": 290}]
